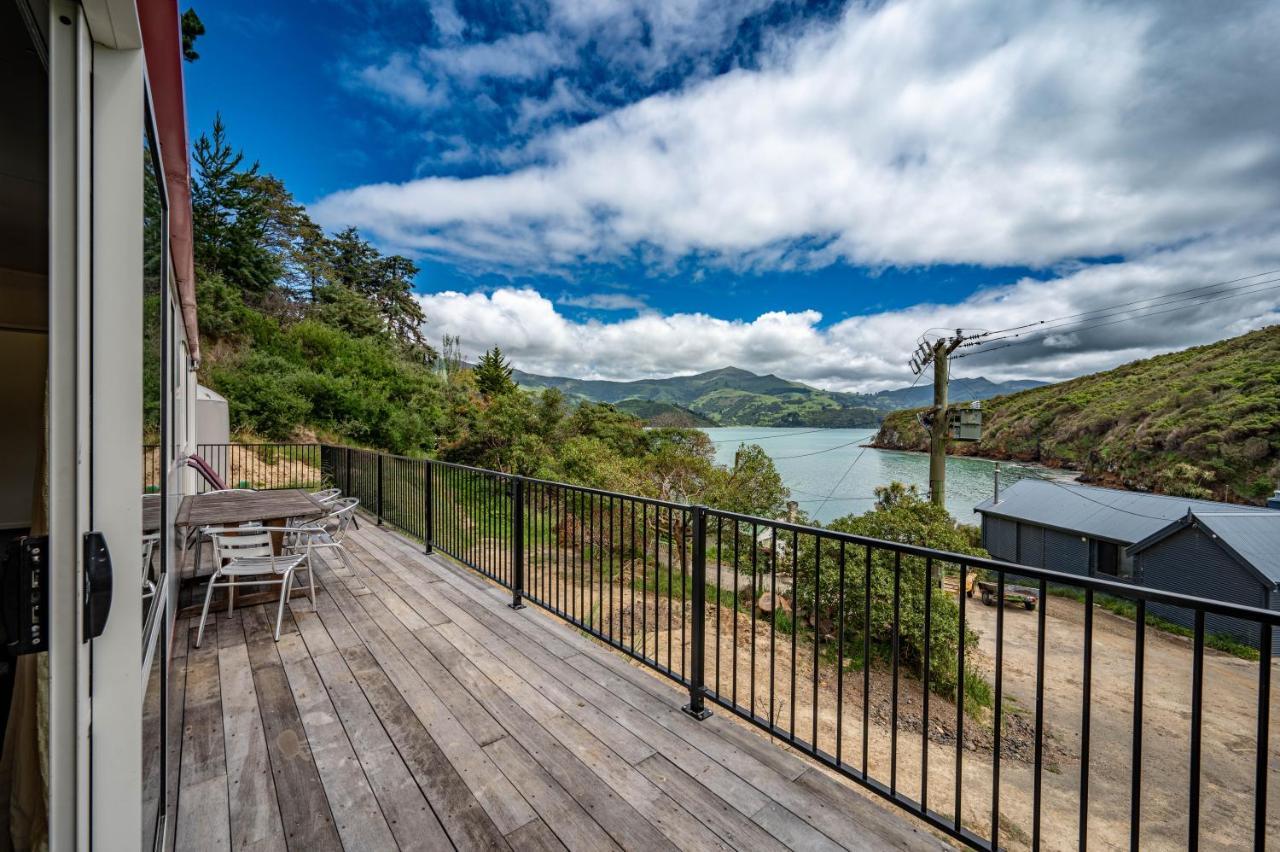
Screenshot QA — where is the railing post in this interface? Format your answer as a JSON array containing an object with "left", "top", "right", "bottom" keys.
[
  {"left": 510, "top": 477, "right": 526, "bottom": 610},
  {"left": 424, "top": 460, "right": 434, "bottom": 554},
  {"left": 376, "top": 453, "right": 384, "bottom": 525},
  {"left": 683, "top": 505, "right": 711, "bottom": 720},
  {"left": 345, "top": 449, "right": 352, "bottom": 496}
]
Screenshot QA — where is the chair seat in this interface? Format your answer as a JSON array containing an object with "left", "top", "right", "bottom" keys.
[{"left": 218, "top": 554, "right": 307, "bottom": 576}]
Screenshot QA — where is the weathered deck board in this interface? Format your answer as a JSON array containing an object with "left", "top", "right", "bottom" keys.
[{"left": 171, "top": 520, "right": 950, "bottom": 851}]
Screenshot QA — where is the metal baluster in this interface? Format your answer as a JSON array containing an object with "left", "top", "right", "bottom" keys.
[
  {"left": 1189, "top": 610, "right": 1205, "bottom": 850},
  {"left": 1255, "top": 623, "right": 1271, "bottom": 850},
  {"left": 1130, "top": 599, "right": 1145, "bottom": 851},
  {"left": 1081, "top": 588, "right": 1094, "bottom": 849},
  {"left": 682, "top": 506, "right": 710, "bottom": 720}
]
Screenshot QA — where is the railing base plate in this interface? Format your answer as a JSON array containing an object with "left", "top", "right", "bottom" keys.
[
  {"left": 681, "top": 704, "right": 712, "bottom": 721},
  {"left": 509, "top": 602, "right": 527, "bottom": 611}
]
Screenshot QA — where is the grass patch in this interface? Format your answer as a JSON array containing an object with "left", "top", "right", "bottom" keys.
[{"left": 1047, "top": 585, "right": 1260, "bottom": 661}]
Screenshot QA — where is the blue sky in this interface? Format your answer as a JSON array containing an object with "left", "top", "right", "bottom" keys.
[{"left": 184, "top": 0, "right": 1280, "bottom": 390}]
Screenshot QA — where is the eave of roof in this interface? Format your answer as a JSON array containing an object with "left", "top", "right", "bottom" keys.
[{"left": 139, "top": 0, "right": 198, "bottom": 365}]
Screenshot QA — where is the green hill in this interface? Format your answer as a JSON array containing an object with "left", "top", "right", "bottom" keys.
[
  {"left": 512, "top": 365, "right": 1036, "bottom": 428},
  {"left": 613, "top": 399, "right": 717, "bottom": 427},
  {"left": 871, "top": 325, "right": 1280, "bottom": 503}
]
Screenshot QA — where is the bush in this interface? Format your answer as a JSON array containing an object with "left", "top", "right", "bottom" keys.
[{"left": 792, "top": 483, "right": 988, "bottom": 699}]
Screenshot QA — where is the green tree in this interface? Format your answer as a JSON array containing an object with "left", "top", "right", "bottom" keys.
[
  {"left": 473, "top": 347, "right": 516, "bottom": 398},
  {"left": 181, "top": 8, "right": 205, "bottom": 62},
  {"left": 191, "top": 115, "right": 282, "bottom": 294},
  {"left": 791, "top": 483, "right": 988, "bottom": 699}
]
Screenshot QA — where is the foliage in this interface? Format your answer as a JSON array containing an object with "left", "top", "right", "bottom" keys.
[
  {"left": 181, "top": 8, "right": 205, "bottom": 62},
  {"left": 791, "top": 483, "right": 988, "bottom": 698},
  {"left": 873, "top": 325, "right": 1280, "bottom": 503},
  {"left": 474, "top": 346, "right": 516, "bottom": 398}
]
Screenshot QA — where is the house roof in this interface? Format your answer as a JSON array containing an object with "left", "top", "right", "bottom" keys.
[
  {"left": 974, "top": 478, "right": 1276, "bottom": 545},
  {"left": 1130, "top": 511, "right": 1280, "bottom": 587}
]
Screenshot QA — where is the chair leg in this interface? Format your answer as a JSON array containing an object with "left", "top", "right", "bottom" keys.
[
  {"left": 337, "top": 544, "right": 355, "bottom": 575},
  {"left": 307, "top": 559, "right": 317, "bottom": 610},
  {"left": 195, "top": 572, "right": 219, "bottom": 649},
  {"left": 227, "top": 577, "right": 236, "bottom": 616},
  {"left": 275, "top": 571, "right": 294, "bottom": 642}
]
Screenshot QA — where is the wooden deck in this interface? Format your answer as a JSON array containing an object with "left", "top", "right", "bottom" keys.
[{"left": 170, "top": 522, "right": 949, "bottom": 851}]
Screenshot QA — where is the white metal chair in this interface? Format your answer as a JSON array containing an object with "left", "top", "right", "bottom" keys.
[
  {"left": 142, "top": 533, "right": 160, "bottom": 604},
  {"left": 189, "top": 488, "right": 259, "bottom": 573},
  {"left": 285, "top": 498, "right": 359, "bottom": 574},
  {"left": 194, "top": 527, "right": 313, "bottom": 647},
  {"left": 309, "top": 487, "right": 341, "bottom": 505}
]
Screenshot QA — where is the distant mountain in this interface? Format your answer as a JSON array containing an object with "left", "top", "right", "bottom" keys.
[{"left": 512, "top": 365, "right": 1043, "bottom": 428}]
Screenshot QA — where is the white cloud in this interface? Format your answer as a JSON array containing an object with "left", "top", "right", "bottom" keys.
[
  {"left": 556, "top": 292, "right": 649, "bottom": 311},
  {"left": 423, "top": 32, "right": 567, "bottom": 83},
  {"left": 355, "top": 53, "right": 446, "bottom": 110},
  {"left": 319, "top": 0, "right": 1280, "bottom": 273},
  {"left": 417, "top": 233, "right": 1280, "bottom": 390}
]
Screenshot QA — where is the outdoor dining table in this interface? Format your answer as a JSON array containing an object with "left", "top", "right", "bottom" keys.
[{"left": 173, "top": 489, "right": 329, "bottom": 617}]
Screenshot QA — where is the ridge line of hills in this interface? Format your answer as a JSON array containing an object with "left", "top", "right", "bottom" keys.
[{"left": 511, "top": 364, "right": 1043, "bottom": 428}]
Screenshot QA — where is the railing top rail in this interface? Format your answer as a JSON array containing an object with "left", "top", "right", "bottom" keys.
[
  {"left": 705, "top": 506, "right": 1280, "bottom": 624},
  {"left": 519, "top": 473, "right": 692, "bottom": 512},
  {"left": 320, "top": 441, "right": 1280, "bottom": 626}
]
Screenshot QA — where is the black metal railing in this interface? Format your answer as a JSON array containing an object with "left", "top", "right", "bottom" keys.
[{"left": 284, "top": 444, "right": 1279, "bottom": 848}]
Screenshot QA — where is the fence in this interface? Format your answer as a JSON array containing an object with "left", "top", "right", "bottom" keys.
[
  {"left": 261, "top": 444, "right": 1279, "bottom": 848},
  {"left": 144, "top": 443, "right": 323, "bottom": 492}
]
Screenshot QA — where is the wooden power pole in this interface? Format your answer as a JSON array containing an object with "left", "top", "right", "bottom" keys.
[{"left": 909, "top": 330, "right": 969, "bottom": 507}]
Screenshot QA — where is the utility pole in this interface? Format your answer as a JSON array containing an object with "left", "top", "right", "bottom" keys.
[{"left": 908, "top": 329, "right": 972, "bottom": 507}]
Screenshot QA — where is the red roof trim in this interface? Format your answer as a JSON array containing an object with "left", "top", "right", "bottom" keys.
[{"left": 139, "top": 0, "right": 199, "bottom": 364}]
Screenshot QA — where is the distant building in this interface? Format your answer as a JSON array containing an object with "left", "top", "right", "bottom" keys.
[{"left": 975, "top": 479, "right": 1280, "bottom": 651}]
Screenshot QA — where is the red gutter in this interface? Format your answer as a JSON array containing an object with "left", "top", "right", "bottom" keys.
[{"left": 139, "top": 0, "right": 200, "bottom": 365}]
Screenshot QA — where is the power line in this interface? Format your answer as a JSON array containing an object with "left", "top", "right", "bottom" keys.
[
  {"left": 771, "top": 437, "right": 871, "bottom": 460},
  {"left": 965, "top": 275, "right": 1280, "bottom": 350},
  {"left": 707, "top": 428, "right": 827, "bottom": 443},
  {"left": 969, "top": 268, "right": 1280, "bottom": 341},
  {"left": 954, "top": 279, "right": 1280, "bottom": 361},
  {"left": 1003, "top": 467, "right": 1178, "bottom": 521},
  {"left": 812, "top": 446, "right": 872, "bottom": 517}
]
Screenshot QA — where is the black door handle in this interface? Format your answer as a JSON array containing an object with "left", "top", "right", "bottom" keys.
[{"left": 83, "top": 531, "right": 113, "bottom": 641}]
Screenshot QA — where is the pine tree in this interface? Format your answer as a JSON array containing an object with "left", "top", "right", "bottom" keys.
[{"left": 474, "top": 347, "right": 516, "bottom": 398}]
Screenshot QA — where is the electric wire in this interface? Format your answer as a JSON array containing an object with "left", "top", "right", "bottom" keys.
[
  {"left": 954, "top": 278, "right": 1280, "bottom": 361},
  {"left": 969, "top": 268, "right": 1280, "bottom": 341}
]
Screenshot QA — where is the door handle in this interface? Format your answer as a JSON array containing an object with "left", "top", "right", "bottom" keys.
[{"left": 83, "top": 532, "right": 113, "bottom": 641}]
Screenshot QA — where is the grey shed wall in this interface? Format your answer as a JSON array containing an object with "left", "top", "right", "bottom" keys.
[
  {"left": 1043, "top": 528, "right": 1091, "bottom": 578},
  {"left": 1137, "top": 525, "right": 1279, "bottom": 653},
  {"left": 984, "top": 516, "right": 1017, "bottom": 561}
]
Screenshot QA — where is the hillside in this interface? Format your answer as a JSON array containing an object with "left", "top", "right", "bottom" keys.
[
  {"left": 612, "top": 399, "right": 717, "bottom": 427},
  {"left": 513, "top": 365, "right": 1038, "bottom": 428},
  {"left": 872, "top": 325, "right": 1280, "bottom": 503}
]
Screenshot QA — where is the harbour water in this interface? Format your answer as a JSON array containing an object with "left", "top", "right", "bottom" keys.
[{"left": 702, "top": 427, "right": 1071, "bottom": 526}]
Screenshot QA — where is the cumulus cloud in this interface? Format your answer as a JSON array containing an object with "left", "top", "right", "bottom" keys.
[
  {"left": 418, "top": 232, "right": 1280, "bottom": 391},
  {"left": 320, "top": 0, "right": 1280, "bottom": 272}
]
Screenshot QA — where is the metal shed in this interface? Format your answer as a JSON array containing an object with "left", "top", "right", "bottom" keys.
[
  {"left": 1130, "top": 512, "right": 1280, "bottom": 653},
  {"left": 975, "top": 479, "right": 1280, "bottom": 649}
]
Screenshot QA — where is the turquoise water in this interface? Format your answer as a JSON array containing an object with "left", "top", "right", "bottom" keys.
[{"left": 703, "top": 427, "right": 1070, "bottom": 526}]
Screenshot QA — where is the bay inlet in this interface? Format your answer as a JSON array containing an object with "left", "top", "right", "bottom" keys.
[{"left": 703, "top": 427, "right": 1072, "bottom": 525}]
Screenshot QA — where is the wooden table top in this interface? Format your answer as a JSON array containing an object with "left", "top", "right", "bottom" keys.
[
  {"left": 143, "top": 493, "right": 162, "bottom": 533},
  {"left": 175, "top": 489, "right": 327, "bottom": 529}
]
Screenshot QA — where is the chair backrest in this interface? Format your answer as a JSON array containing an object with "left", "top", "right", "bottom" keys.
[
  {"left": 311, "top": 488, "right": 341, "bottom": 504},
  {"left": 142, "top": 533, "right": 159, "bottom": 580},
  {"left": 183, "top": 454, "right": 228, "bottom": 490},
  {"left": 324, "top": 497, "right": 359, "bottom": 538},
  {"left": 210, "top": 529, "right": 274, "bottom": 566}
]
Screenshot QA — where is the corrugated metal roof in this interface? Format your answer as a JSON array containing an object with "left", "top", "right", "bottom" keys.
[
  {"left": 1182, "top": 513, "right": 1280, "bottom": 585},
  {"left": 974, "top": 478, "right": 1276, "bottom": 545}
]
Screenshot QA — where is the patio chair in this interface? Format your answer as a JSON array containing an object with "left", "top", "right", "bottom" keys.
[
  {"left": 309, "top": 487, "right": 341, "bottom": 505},
  {"left": 142, "top": 533, "right": 159, "bottom": 604},
  {"left": 189, "top": 488, "right": 260, "bottom": 572},
  {"left": 194, "top": 527, "right": 313, "bottom": 647},
  {"left": 285, "top": 497, "right": 359, "bottom": 576}
]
